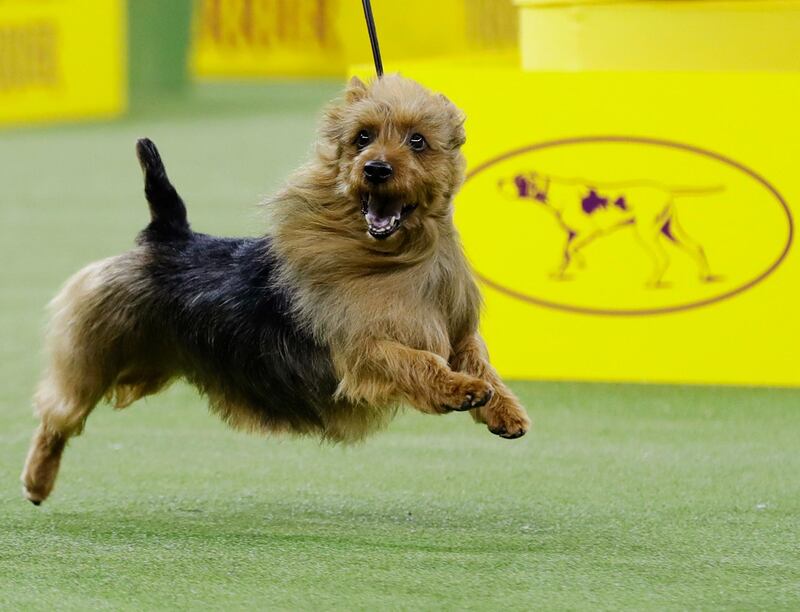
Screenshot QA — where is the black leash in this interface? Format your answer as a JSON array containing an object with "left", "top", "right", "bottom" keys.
[{"left": 361, "top": 0, "right": 384, "bottom": 77}]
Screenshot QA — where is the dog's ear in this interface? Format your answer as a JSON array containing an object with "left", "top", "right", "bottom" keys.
[
  {"left": 438, "top": 94, "right": 466, "bottom": 149},
  {"left": 346, "top": 76, "right": 368, "bottom": 103},
  {"left": 450, "top": 114, "right": 467, "bottom": 149},
  {"left": 320, "top": 102, "right": 345, "bottom": 148},
  {"left": 319, "top": 78, "right": 366, "bottom": 144}
]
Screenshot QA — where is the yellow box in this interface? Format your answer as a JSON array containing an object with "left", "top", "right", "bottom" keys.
[
  {"left": 0, "top": 0, "right": 126, "bottom": 127},
  {"left": 191, "top": 0, "right": 345, "bottom": 77},
  {"left": 516, "top": 0, "right": 800, "bottom": 71},
  {"left": 192, "top": 0, "right": 518, "bottom": 78},
  {"left": 355, "top": 59, "right": 800, "bottom": 386}
]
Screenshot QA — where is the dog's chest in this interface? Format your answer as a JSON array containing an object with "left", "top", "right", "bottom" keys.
[
  {"left": 410, "top": 290, "right": 452, "bottom": 358},
  {"left": 402, "top": 263, "right": 478, "bottom": 357}
]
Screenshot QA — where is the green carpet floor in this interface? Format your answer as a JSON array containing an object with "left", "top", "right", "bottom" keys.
[{"left": 1, "top": 83, "right": 798, "bottom": 610}]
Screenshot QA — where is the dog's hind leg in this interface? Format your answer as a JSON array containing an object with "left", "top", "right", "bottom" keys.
[
  {"left": 635, "top": 225, "right": 671, "bottom": 287},
  {"left": 21, "top": 260, "right": 125, "bottom": 505},
  {"left": 662, "top": 215, "right": 716, "bottom": 281},
  {"left": 23, "top": 357, "right": 173, "bottom": 504},
  {"left": 551, "top": 233, "right": 576, "bottom": 280},
  {"left": 21, "top": 369, "right": 106, "bottom": 505}
]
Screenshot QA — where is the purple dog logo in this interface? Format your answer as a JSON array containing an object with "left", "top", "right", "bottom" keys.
[
  {"left": 459, "top": 136, "right": 792, "bottom": 316},
  {"left": 502, "top": 173, "right": 723, "bottom": 287}
]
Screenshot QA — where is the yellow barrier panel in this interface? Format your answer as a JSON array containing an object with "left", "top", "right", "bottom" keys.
[
  {"left": 192, "top": 0, "right": 518, "bottom": 78},
  {"left": 191, "top": 0, "right": 343, "bottom": 77},
  {"left": 516, "top": 0, "right": 800, "bottom": 71},
  {"left": 354, "top": 59, "right": 800, "bottom": 386},
  {"left": 0, "top": 0, "right": 126, "bottom": 127}
]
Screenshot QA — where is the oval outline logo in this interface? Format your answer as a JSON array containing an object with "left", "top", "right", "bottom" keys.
[{"left": 465, "top": 135, "right": 793, "bottom": 316}]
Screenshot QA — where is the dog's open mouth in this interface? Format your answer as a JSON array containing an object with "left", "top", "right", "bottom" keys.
[{"left": 360, "top": 193, "right": 417, "bottom": 240}]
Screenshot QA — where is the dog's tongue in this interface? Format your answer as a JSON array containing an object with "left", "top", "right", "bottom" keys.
[{"left": 366, "top": 199, "right": 403, "bottom": 229}]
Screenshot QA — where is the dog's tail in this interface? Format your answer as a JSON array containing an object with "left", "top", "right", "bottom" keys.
[{"left": 135, "top": 138, "right": 190, "bottom": 238}]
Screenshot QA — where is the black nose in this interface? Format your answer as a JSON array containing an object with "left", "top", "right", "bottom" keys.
[{"left": 364, "top": 160, "right": 393, "bottom": 184}]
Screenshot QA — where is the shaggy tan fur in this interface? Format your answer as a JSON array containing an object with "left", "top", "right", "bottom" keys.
[{"left": 21, "top": 75, "right": 530, "bottom": 505}]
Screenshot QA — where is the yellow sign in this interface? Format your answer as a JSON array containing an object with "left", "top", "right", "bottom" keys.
[
  {"left": 192, "top": 0, "right": 517, "bottom": 78},
  {"left": 477, "top": 136, "right": 791, "bottom": 316},
  {"left": 362, "top": 61, "right": 800, "bottom": 386},
  {"left": 517, "top": 0, "right": 800, "bottom": 71},
  {"left": 0, "top": 0, "right": 126, "bottom": 126},
  {"left": 191, "top": 0, "right": 343, "bottom": 77}
]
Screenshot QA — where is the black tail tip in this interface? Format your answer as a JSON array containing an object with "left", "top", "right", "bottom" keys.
[{"left": 136, "top": 138, "right": 164, "bottom": 175}]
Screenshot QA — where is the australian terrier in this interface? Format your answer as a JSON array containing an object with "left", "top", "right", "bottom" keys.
[{"left": 21, "top": 75, "right": 530, "bottom": 505}]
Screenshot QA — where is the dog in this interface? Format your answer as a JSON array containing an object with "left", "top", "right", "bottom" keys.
[
  {"left": 503, "top": 172, "right": 721, "bottom": 286},
  {"left": 21, "top": 75, "right": 530, "bottom": 505}
]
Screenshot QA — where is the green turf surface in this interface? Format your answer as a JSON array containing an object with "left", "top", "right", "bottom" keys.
[{"left": 1, "top": 83, "right": 799, "bottom": 610}]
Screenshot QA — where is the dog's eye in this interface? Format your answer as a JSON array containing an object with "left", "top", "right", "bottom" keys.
[
  {"left": 355, "top": 130, "right": 372, "bottom": 150},
  {"left": 409, "top": 133, "right": 427, "bottom": 152}
]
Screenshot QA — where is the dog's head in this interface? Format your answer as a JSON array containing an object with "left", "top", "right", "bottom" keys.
[{"left": 320, "top": 75, "right": 467, "bottom": 241}]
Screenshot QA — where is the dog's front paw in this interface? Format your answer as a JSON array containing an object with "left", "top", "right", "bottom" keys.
[
  {"left": 439, "top": 374, "right": 494, "bottom": 413},
  {"left": 476, "top": 396, "right": 530, "bottom": 439}
]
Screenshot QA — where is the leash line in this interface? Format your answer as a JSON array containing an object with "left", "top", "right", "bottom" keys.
[{"left": 361, "top": 0, "right": 384, "bottom": 77}]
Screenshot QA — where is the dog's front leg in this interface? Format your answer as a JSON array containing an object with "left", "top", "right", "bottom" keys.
[
  {"left": 335, "top": 340, "right": 494, "bottom": 415},
  {"left": 451, "top": 334, "right": 530, "bottom": 439}
]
